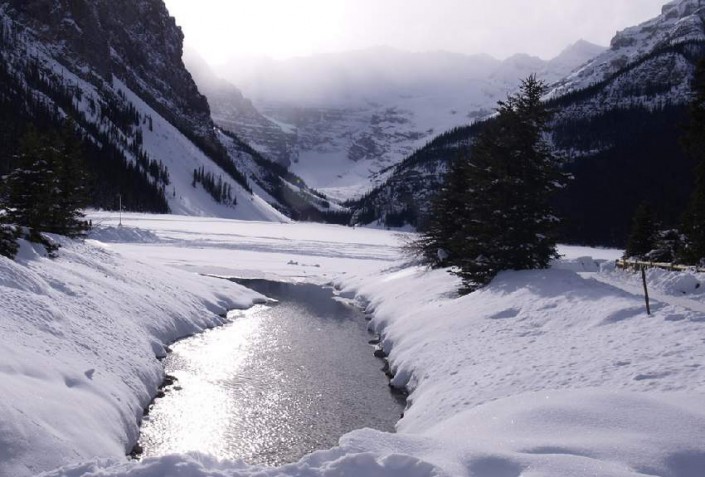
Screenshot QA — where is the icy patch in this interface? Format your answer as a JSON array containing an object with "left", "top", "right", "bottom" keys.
[
  {"left": 89, "top": 225, "right": 161, "bottom": 244},
  {"left": 551, "top": 256, "right": 601, "bottom": 272}
]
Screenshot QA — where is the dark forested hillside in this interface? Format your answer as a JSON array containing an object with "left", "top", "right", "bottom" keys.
[
  {"left": 350, "top": 102, "right": 696, "bottom": 246},
  {"left": 0, "top": 52, "right": 170, "bottom": 212},
  {"left": 0, "top": 0, "right": 283, "bottom": 218},
  {"left": 349, "top": 26, "right": 705, "bottom": 246},
  {"left": 554, "top": 106, "right": 694, "bottom": 245}
]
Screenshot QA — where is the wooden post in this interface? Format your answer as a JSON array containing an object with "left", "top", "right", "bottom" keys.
[{"left": 641, "top": 266, "right": 651, "bottom": 316}]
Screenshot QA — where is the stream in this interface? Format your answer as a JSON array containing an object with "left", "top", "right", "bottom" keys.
[{"left": 138, "top": 279, "right": 404, "bottom": 466}]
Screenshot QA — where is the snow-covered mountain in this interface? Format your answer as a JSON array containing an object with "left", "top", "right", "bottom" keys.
[
  {"left": 550, "top": 0, "right": 705, "bottom": 101},
  {"left": 350, "top": 0, "right": 705, "bottom": 245},
  {"left": 190, "top": 43, "right": 605, "bottom": 201},
  {"left": 0, "top": 0, "right": 331, "bottom": 222},
  {"left": 184, "top": 49, "right": 298, "bottom": 169}
]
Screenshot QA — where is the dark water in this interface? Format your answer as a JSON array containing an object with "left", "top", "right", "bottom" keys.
[{"left": 139, "top": 280, "right": 404, "bottom": 466}]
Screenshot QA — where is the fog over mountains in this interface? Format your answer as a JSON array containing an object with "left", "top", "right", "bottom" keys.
[
  {"left": 185, "top": 41, "right": 606, "bottom": 200},
  {"left": 348, "top": 0, "right": 705, "bottom": 244}
]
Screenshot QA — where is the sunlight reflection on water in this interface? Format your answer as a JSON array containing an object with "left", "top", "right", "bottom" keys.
[{"left": 139, "top": 281, "right": 403, "bottom": 466}]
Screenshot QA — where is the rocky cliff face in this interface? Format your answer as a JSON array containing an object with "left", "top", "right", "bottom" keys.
[
  {"left": 550, "top": 0, "right": 705, "bottom": 100},
  {"left": 0, "top": 0, "right": 298, "bottom": 220},
  {"left": 4, "top": 0, "right": 216, "bottom": 152},
  {"left": 184, "top": 49, "right": 298, "bottom": 167}
]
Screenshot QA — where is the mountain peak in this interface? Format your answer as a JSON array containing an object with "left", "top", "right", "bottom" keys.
[
  {"left": 550, "top": 0, "right": 705, "bottom": 96},
  {"left": 661, "top": 0, "right": 705, "bottom": 20},
  {"left": 549, "top": 39, "right": 606, "bottom": 71},
  {"left": 557, "top": 39, "right": 606, "bottom": 58}
]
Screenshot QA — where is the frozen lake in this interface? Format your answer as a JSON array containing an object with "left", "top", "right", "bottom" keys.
[{"left": 138, "top": 280, "right": 404, "bottom": 466}]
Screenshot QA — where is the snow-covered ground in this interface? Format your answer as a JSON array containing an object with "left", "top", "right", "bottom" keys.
[
  {"left": 2, "top": 213, "right": 705, "bottom": 477},
  {"left": 0, "top": 228, "right": 266, "bottom": 477}
]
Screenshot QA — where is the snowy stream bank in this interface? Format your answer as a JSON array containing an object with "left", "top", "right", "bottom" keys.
[
  {"left": 0, "top": 235, "right": 264, "bottom": 477},
  {"left": 137, "top": 279, "right": 404, "bottom": 466},
  {"left": 3, "top": 216, "right": 705, "bottom": 477}
]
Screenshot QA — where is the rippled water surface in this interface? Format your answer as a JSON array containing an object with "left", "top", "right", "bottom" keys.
[{"left": 139, "top": 280, "right": 404, "bottom": 466}]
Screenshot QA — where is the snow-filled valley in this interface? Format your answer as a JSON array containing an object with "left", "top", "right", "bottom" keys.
[
  {"left": 192, "top": 42, "right": 605, "bottom": 201},
  {"left": 2, "top": 213, "right": 704, "bottom": 477}
]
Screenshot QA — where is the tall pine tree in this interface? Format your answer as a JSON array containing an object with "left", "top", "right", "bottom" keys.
[
  {"left": 680, "top": 59, "right": 705, "bottom": 265},
  {"left": 413, "top": 153, "right": 473, "bottom": 267},
  {"left": 416, "top": 75, "right": 566, "bottom": 293},
  {"left": 5, "top": 128, "right": 58, "bottom": 235},
  {"left": 50, "top": 122, "right": 91, "bottom": 237},
  {"left": 624, "top": 202, "right": 657, "bottom": 259},
  {"left": 4, "top": 126, "right": 90, "bottom": 244}
]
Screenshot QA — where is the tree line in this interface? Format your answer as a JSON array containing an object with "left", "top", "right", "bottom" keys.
[
  {"left": 192, "top": 166, "right": 236, "bottom": 206},
  {"left": 1, "top": 123, "right": 91, "bottom": 258},
  {"left": 411, "top": 76, "right": 568, "bottom": 293},
  {"left": 414, "top": 67, "right": 705, "bottom": 295},
  {"left": 623, "top": 60, "right": 705, "bottom": 266}
]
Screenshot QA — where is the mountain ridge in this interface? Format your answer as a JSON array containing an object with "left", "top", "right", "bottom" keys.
[
  {"left": 0, "top": 0, "right": 330, "bottom": 222},
  {"left": 189, "top": 41, "right": 606, "bottom": 200},
  {"left": 347, "top": 0, "right": 705, "bottom": 245}
]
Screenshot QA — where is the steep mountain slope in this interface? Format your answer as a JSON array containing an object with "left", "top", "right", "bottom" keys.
[
  {"left": 190, "top": 43, "right": 604, "bottom": 201},
  {"left": 0, "top": 0, "right": 297, "bottom": 222},
  {"left": 550, "top": 0, "right": 705, "bottom": 99},
  {"left": 351, "top": 0, "right": 704, "bottom": 245},
  {"left": 184, "top": 50, "right": 298, "bottom": 168}
]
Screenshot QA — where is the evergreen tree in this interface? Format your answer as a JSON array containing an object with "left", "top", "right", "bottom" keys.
[
  {"left": 454, "top": 75, "right": 565, "bottom": 291},
  {"left": 649, "top": 228, "right": 682, "bottom": 263},
  {"left": 4, "top": 126, "right": 90, "bottom": 242},
  {"left": 624, "top": 202, "right": 657, "bottom": 259},
  {"left": 680, "top": 59, "right": 705, "bottom": 265},
  {"left": 0, "top": 223, "right": 18, "bottom": 259},
  {"left": 416, "top": 75, "right": 566, "bottom": 293},
  {"left": 5, "top": 128, "right": 58, "bottom": 233},
  {"left": 413, "top": 153, "right": 472, "bottom": 267},
  {"left": 50, "top": 123, "right": 91, "bottom": 237}
]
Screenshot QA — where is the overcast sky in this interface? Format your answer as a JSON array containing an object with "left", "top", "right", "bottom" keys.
[{"left": 163, "top": 0, "right": 669, "bottom": 64}]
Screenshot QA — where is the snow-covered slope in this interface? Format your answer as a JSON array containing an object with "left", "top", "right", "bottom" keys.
[
  {"left": 118, "top": 81, "right": 287, "bottom": 221},
  {"left": 0, "top": 1, "right": 290, "bottom": 222},
  {"left": 0, "top": 231, "right": 265, "bottom": 477},
  {"left": 191, "top": 44, "right": 604, "bottom": 200},
  {"left": 7, "top": 215, "right": 704, "bottom": 477},
  {"left": 551, "top": 0, "right": 705, "bottom": 100}
]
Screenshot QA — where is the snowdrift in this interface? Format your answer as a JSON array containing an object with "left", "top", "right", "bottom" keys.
[
  {"left": 0, "top": 234, "right": 263, "bottom": 477},
  {"left": 2, "top": 217, "right": 704, "bottom": 476}
]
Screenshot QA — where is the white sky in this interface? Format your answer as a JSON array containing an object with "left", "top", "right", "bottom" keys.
[{"left": 163, "top": 0, "right": 668, "bottom": 64}]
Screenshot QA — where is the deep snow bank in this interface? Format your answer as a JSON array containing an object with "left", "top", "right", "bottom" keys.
[
  {"left": 35, "top": 251, "right": 705, "bottom": 477},
  {"left": 342, "top": 267, "right": 705, "bottom": 434},
  {"left": 0, "top": 233, "right": 263, "bottom": 477},
  {"left": 330, "top": 265, "right": 705, "bottom": 476}
]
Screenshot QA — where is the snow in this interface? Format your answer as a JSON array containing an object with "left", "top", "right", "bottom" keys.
[
  {"left": 0, "top": 230, "right": 264, "bottom": 477},
  {"left": 549, "top": 0, "right": 704, "bottom": 99},
  {"left": 556, "top": 244, "right": 623, "bottom": 262},
  {"left": 84, "top": 212, "right": 401, "bottom": 282},
  {"left": 114, "top": 80, "right": 288, "bottom": 222},
  {"left": 592, "top": 266, "right": 705, "bottom": 316},
  {"left": 204, "top": 45, "right": 605, "bottom": 201},
  {"left": 2, "top": 214, "right": 705, "bottom": 477}
]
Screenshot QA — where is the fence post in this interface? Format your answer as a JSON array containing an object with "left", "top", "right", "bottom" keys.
[{"left": 641, "top": 266, "right": 651, "bottom": 316}]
